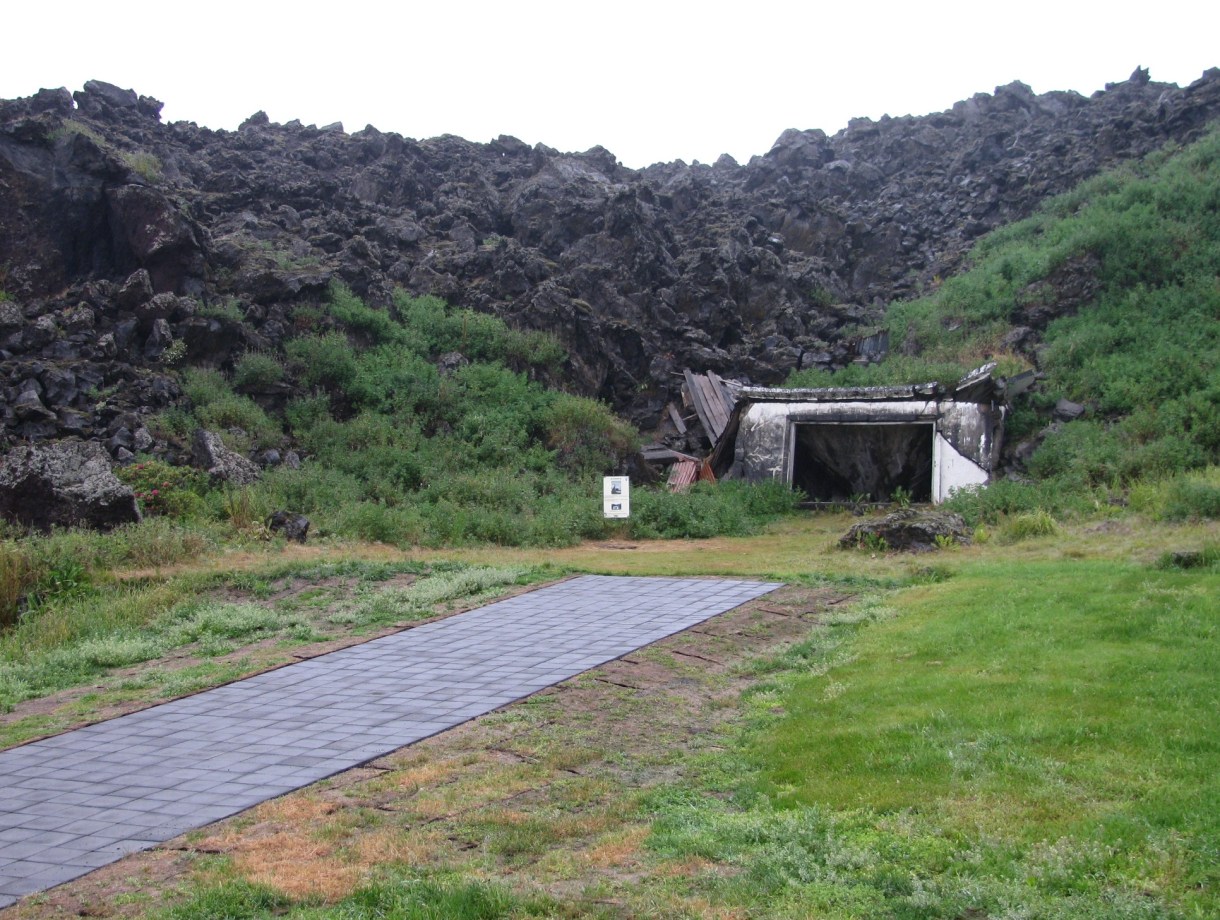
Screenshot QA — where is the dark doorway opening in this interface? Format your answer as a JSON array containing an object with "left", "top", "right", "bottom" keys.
[{"left": 792, "top": 423, "right": 933, "bottom": 502}]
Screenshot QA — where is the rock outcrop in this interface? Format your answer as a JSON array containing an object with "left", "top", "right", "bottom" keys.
[
  {"left": 839, "top": 509, "right": 972, "bottom": 552},
  {"left": 191, "top": 429, "right": 261, "bottom": 485},
  {"left": 0, "top": 440, "right": 141, "bottom": 531},
  {"left": 1, "top": 68, "right": 1218, "bottom": 453}
]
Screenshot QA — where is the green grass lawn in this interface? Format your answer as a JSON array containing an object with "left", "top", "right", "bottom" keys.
[{"left": 650, "top": 555, "right": 1219, "bottom": 918}]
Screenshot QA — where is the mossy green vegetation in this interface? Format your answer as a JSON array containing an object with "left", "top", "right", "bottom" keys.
[
  {"left": 789, "top": 128, "right": 1220, "bottom": 507},
  {"left": 157, "top": 282, "right": 799, "bottom": 548}
]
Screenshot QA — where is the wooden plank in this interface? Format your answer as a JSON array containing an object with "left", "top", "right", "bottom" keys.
[
  {"left": 683, "top": 369, "right": 717, "bottom": 440},
  {"left": 691, "top": 375, "right": 719, "bottom": 438},
  {"left": 697, "top": 375, "right": 729, "bottom": 440},
  {"left": 707, "top": 371, "right": 736, "bottom": 422},
  {"left": 666, "top": 402, "right": 687, "bottom": 434},
  {"left": 710, "top": 372, "right": 736, "bottom": 436}
]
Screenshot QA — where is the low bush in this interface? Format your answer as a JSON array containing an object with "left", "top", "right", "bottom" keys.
[
  {"left": 629, "top": 482, "right": 799, "bottom": 540},
  {"left": 1155, "top": 544, "right": 1220, "bottom": 571},
  {"left": 1161, "top": 475, "right": 1220, "bottom": 521},
  {"left": 998, "top": 509, "right": 1059, "bottom": 542},
  {"left": 330, "top": 502, "right": 426, "bottom": 547},
  {"left": 542, "top": 394, "right": 639, "bottom": 478},
  {"left": 327, "top": 281, "right": 399, "bottom": 344},
  {"left": 284, "top": 331, "right": 358, "bottom": 391},
  {"left": 180, "top": 367, "right": 233, "bottom": 407},
  {"left": 231, "top": 351, "right": 285, "bottom": 391},
  {"left": 111, "top": 518, "right": 219, "bottom": 570},
  {"left": 114, "top": 459, "right": 209, "bottom": 518},
  {"left": 0, "top": 542, "right": 36, "bottom": 630},
  {"left": 180, "top": 368, "right": 281, "bottom": 447},
  {"left": 942, "top": 480, "right": 1052, "bottom": 526}
]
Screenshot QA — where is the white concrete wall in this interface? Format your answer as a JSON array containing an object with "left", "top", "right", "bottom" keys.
[
  {"left": 932, "top": 432, "right": 989, "bottom": 501},
  {"left": 738, "top": 398, "right": 998, "bottom": 503}
]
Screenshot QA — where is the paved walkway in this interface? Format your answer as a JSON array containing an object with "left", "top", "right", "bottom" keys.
[{"left": 0, "top": 575, "right": 779, "bottom": 909}]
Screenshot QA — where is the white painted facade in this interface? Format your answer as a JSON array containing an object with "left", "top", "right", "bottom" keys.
[{"left": 732, "top": 387, "right": 1003, "bottom": 503}]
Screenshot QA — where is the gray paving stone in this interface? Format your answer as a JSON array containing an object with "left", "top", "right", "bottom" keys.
[{"left": 0, "top": 575, "right": 778, "bottom": 908}]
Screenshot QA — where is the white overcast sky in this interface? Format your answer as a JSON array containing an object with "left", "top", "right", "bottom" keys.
[{"left": 2, "top": 1, "right": 1216, "bottom": 169}]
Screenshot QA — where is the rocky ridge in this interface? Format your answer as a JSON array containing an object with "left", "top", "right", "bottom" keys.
[{"left": 1, "top": 68, "right": 1219, "bottom": 456}]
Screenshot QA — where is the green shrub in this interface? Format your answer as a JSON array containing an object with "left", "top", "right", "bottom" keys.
[
  {"left": 253, "top": 465, "right": 365, "bottom": 514},
  {"left": 290, "top": 303, "right": 325, "bottom": 334},
  {"left": 943, "top": 480, "right": 1054, "bottom": 526},
  {"left": 391, "top": 288, "right": 565, "bottom": 370},
  {"left": 332, "top": 501, "right": 426, "bottom": 546},
  {"left": 723, "top": 479, "right": 806, "bottom": 516},
  {"left": 1026, "top": 420, "right": 1123, "bottom": 487},
  {"left": 197, "top": 395, "right": 281, "bottom": 447},
  {"left": 231, "top": 351, "right": 284, "bottom": 391},
  {"left": 542, "top": 394, "right": 639, "bottom": 478},
  {"left": 1162, "top": 477, "right": 1220, "bottom": 521},
  {"left": 348, "top": 346, "right": 440, "bottom": 415},
  {"left": 151, "top": 406, "right": 196, "bottom": 440},
  {"left": 283, "top": 394, "right": 332, "bottom": 434},
  {"left": 114, "top": 459, "right": 208, "bottom": 518},
  {"left": 0, "top": 542, "right": 37, "bottom": 630},
  {"left": 181, "top": 367, "right": 233, "bottom": 407},
  {"left": 197, "top": 297, "right": 244, "bottom": 322},
  {"left": 110, "top": 518, "right": 219, "bottom": 569},
  {"left": 998, "top": 509, "right": 1060, "bottom": 542},
  {"left": 630, "top": 483, "right": 756, "bottom": 539},
  {"left": 284, "top": 331, "right": 357, "bottom": 390},
  {"left": 120, "top": 150, "right": 162, "bottom": 182},
  {"left": 1155, "top": 544, "right": 1220, "bottom": 571},
  {"left": 327, "top": 281, "right": 399, "bottom": 344}
]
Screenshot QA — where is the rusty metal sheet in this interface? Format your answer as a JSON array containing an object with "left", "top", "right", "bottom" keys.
[{"left": 668, "top": 459, "right": 699, "bottom": 492}]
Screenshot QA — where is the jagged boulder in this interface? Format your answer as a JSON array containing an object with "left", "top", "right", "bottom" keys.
[
  {"left": 267, "top": 510, "right": 309, "bottom": 543},
  {"left": 191, "top": 429, "right": 261, "bottom": 485},
  {"left": 0, "top": 440, "right": 141, "bottom": 531},
  {"left": 840, "top": 508, "right": 972, "bottom": 552}
]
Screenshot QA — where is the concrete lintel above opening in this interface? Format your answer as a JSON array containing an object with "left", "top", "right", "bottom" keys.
[{"left": 741, "top": 382, "right": 942, "bottom": 403}]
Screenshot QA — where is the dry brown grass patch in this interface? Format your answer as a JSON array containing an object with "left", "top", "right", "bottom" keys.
[
  {"left": 387, "top": 758, "right": 462, "bottom": 793},
  {"left": 682, "top": 898, "right": 750, "bottom": 920},
  {"left": 584, "top": 824, "right": 650, "bottom": 868},
  {"left": 350, "top": 826, "right": 436, "bottom": 869},
  {"left": 230, "top": 829, "right": 360, "bottom": 902}
]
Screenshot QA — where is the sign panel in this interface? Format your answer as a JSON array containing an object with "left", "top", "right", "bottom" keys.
[{"left": 603, "top": 476, "right": 630, "bottom": 518}]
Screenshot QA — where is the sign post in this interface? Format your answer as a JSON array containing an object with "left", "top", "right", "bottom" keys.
[{"left": 603, "top": 476, "right": 630, "bottom": 519}]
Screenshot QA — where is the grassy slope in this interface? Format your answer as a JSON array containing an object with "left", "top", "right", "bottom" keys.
[{"left": 789, "top": 126, "right": 1220, "bottom": 493}]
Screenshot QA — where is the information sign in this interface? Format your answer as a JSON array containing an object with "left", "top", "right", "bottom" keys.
[{"left": 603, "top": 476, "right": 630, "bottom": 518}]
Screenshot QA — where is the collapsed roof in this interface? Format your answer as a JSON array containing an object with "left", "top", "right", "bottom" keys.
[{"left": 659, "top": 364, "right": 1011, "bottom": 503}]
